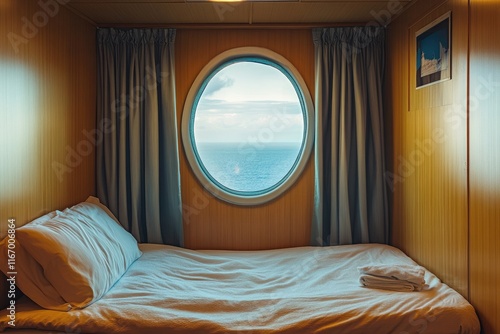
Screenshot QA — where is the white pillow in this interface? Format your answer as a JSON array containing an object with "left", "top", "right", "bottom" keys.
[
  {"left": 0, "top": 201, "right": 141, "bottom": 311},
  {"left": 0, "top": 211, "right": 68, "bottom": 310},
  {"left": 84, "top": 196, "right": 121, "bottom": 225}
]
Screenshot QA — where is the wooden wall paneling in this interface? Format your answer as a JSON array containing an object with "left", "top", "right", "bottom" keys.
[
  {"left": 387, "top": 0, "right": 448, "bottom": 252},
  {"left": 469, "top": 1, "right": 500, "bottom": 332},
  {"left": 386, "top": 0, "right": 469, "bottom": 297},
  {"left": 0, "top": 0, "right": 96, "bottom": 310},
  {"left": 0, "top": 0, "right": 96, "bottom": 237},
  {"left": 175, "top": 29, "right": 314, "bottom": 250},
  {"left": 384, "top": 19, "right": 407, "bottom": 253}
]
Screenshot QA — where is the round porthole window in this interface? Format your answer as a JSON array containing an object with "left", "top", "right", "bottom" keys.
[{"left": 181, "top": 47, "right": 314, "bottom": 205}]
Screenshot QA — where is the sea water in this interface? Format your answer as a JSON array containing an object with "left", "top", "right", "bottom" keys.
[{"left": 196, "top": 142, "right": 301, "bottom": 192}]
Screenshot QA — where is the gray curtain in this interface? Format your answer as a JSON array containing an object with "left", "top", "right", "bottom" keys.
[
  {"left": 96, "top": 28, "right": 183, "bottom": 246},
  {"left": 311, "top": 27, "right": 388, "bottom": 246}
]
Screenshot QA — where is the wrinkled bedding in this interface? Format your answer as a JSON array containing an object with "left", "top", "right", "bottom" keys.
[{"left": 0, "top": 243, "right": 480, "bottom": 333}]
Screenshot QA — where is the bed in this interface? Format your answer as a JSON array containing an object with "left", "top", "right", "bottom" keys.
[{"left": 0, "top": 198, "right": 480, "bottom": 333}]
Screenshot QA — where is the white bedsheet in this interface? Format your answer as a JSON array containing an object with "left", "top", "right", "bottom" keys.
[{"left": 0, "top": 243, "right": 480, "bottom": 333}]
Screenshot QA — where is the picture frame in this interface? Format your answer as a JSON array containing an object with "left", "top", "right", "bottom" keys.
[{"left": 416, "top": 11, "right": 451, "bottom": 89}]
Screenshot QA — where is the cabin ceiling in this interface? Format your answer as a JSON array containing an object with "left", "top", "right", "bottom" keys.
[{"left": 66, "top": 0, "right": 414, "bottom": 26}]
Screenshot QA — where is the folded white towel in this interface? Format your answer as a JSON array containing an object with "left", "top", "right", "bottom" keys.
[
  {"left": 358, "top": 265, "right": 426, "bottom": 292},
  {"left": 359, "top": 274, "right": 423, "bottom": 292},
  {"left": 358, "top": 265, "right": 425, "bottom": 285}
]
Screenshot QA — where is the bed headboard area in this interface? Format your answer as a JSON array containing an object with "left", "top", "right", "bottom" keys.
[{"left": 0, "top": 0, "right": 96, "bottom": 307}]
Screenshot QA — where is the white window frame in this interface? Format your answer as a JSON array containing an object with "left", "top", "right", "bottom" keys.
[{"left": 181, "top": 47, "right": 314, "bottom": 206}]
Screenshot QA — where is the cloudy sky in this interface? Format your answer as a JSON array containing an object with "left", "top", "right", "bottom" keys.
[{"left": 193, "top": 61, "right": 304, "bottom": 144}]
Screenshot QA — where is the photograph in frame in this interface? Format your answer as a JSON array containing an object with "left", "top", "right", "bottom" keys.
[{"left": 416, "top": 12, "right": 451, "bottom": 88}]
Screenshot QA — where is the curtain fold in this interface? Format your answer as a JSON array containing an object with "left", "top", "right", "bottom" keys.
[
  {"left": 96, "top": 28, "right": 183, "bottom": 246},
  {"left": 311, "top": 27, "right": 388, "bottom": 246}
]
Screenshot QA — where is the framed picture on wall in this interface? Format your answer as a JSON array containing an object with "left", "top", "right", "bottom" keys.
[{"left": 416, "top": 12, "right": 451, "bottom": 88}]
